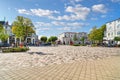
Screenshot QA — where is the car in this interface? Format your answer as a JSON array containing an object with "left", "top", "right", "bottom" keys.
[
  {"left": 40, "top": 43, "right": 51, "bottom": 46},
  {"left": 0, "top": 43, "right": 10, "bottom": 47}
]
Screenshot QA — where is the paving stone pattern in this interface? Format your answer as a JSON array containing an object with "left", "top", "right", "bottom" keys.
[
  {"left": 0, "top": 57, "right": 120, "bottom": 80},
  {"left": 0, "top": 46, "right": 120, "bottom": 80}
]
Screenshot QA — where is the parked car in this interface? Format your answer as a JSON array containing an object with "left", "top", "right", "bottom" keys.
[
  {"left": 0, "top": 43, "right": 10, "bottom": 47},
  {"left": 40, "top": 43, "right": 51, "bottom": 46}
]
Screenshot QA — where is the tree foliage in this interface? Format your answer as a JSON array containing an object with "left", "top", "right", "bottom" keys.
[
  {"left": 80, "top": 37, "right": 85, "bottom": 44},
  {"left": 88, "top": 25, "right": 106, "bottom": 43},
  {"left": 40, "top": 36, "right": 47, "bottom": 43},
  {"left": 12, "top": 16, "right": 35, "bottom": 40},
  {"left": 47, "top": 37, "right": 52, "bottom": 42},
  {"left": 88, "top": 27, "right": 97, "bottom": 41},
  {"left": 73, "top": 34, "right": 78, "bottom": 41},
  {"left": 0, "top": 24, "right": 9, "bottom": 42},
  {"left": 0, "top": 24, "right": 4, "bottom": 33},
  {"left": 48, "top": 36, "right": 58, "bottom": 42},
  {"left": 114, "top": 37, "right": 120, "bottom": 44},
  {"left": 114, "top": 37, "right": 120, "bottom": 42},
  {"left": 99, "top": 24, "right": 106, "bottom": 41}
]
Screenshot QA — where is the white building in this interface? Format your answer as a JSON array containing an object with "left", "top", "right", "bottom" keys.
[
  {"left": 26, "top": 33, "right": 38, "bottom": 45},
  {"left": 0, "top": 21, "right": 38, "bottom": 45},
  {"left": 0, "top": 21, "right": 12, "bottom": 44},
  {"left": 103, "top": 18, "right": 120, "bottom": 44},
  {"left": 58, "top": 32, "right": 88, "bottom": 45}
]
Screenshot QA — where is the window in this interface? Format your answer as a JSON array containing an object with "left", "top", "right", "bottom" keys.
[
  {"left": 117, "top": 31, "right": 120, "bottom": 35},
  {"left": 117, "top": 24, "right": 120, "bottom": 28},
  {"left": 111, "top": 32, "right": 113, "bottom": 36},
  {"left": 108, "top": 26, "right": 111, "bottom": 30},
  {"left": 65, "top": 35, "right": 66, "bottom": 37}
]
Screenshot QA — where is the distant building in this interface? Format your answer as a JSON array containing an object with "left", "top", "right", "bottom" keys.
[
  {"left": 0, "top": 21, "right": 12, "bottom": 44},
  {"left": 26, "top": 33, "right": 38, "bottom": 45},
  {"left": 103, "top": 18, "right": 120, "bottom": 44},
  {"left": 0, "top": 21, "right": 38, "bottom": 45},
  {"left": 58, "top": 32, "right": 88, "bottom": 45}
]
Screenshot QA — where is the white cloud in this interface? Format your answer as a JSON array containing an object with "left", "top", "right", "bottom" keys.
[
  {"left": 51, "top": 21, "right": 88, "bottom": 27},
  {"left": 92, "top": 4, "right": 107, "bottom": 13},
  {"left": 34, "top": 21, "right": 89, "bottom": 31},
  {"left": 17, "top": 8, "right": 60, "bottom": 17},
  {"left": 69, "top": 0, "right": 83, "bottom": 5},
  {"left": 37, "top": 28, "right": 50, "bottom": 31},
  {"left": 51, "top": 4, "right": 90, "bottom": 21},
  {"left": 52, "top": 21, "right": 65, "bottom": 26},
  {"left": 35, "top": 22, "right": 52, "bottom": 27},
  {"left": 17, "top": 4, "right": 90, "bottom": 21},
  {"left": 30, "top": 9, "right": 59, "bottom": 17},
  {"left": 111, "top": 0, "right": 120, "bottom": 2},
  {"left": 18, "top": 9, "right": 31, "bottom": 15},
  {"left": 57, "top": 27, "right": 71, "bottom": 31},
  {"left": 35, "top": 21, "right": 87, "bottom": 28},
  {"left": 75, "top": 0, "right": 82, "bottom": 2},
  {"left": 35, "top": 22, "right": 51, "bottom": 34},
  {"left": 70, "top": 0, "right": 82, "bottom": 2},
  {"left": 54, "top": 21, "right": 89, "bottom": 31},
  {"left": 50, "top": 15, "right": 71, "bottom": 21}
]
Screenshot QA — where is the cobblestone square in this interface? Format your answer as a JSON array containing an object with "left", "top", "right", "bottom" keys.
[{"left": 0, "top": 46, "right": 120, "bottom": 80}]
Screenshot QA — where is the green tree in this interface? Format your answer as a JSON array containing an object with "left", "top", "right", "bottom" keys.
[
  {"left": 49, "top": 36, "right": 58, "bottom": 43},
  {"left": 88, "top": 25, "right": 106, "bottom": 44},
  {"left": 80, "top": 37, "right": 85, "bottom": 45},
  {"left": 40, "top": 36, "right": 47, "bottom": 43},
  {"left": 47, "top": 37, "right": 52, "bottom": 42},
  {"left": 99, "top": 24, "right": 106, "bottom": 41},
  {"left": 0, "top": 24, "right": 9, "bottom": 43},
  {"left": 73, "top": 34, "right": 78, "bottom": 41},
  {"left": 114, "top": 37, "right": 120, "bottom": 44},
  {"left": 12, "top": 16, "right": 35, "bottom": 41},
  {"left": 88, "top": 26, "right": 97, "bottom": 43},
  {"left": 48, "top": 36, "right": 57, "bottom": 46}
]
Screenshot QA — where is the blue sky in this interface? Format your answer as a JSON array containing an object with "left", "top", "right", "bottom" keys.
[{"left": 0, "top": 0, "right": 120, "bottom": 38}]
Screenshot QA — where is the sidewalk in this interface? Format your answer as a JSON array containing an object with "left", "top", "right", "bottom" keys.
[{"left": 0, "top": 56, "right": 120, "bottom": 80}]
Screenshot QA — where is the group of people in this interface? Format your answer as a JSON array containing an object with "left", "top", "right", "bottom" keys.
[{"left": 11, "top": 42, "right": 27, "bottom": 48}]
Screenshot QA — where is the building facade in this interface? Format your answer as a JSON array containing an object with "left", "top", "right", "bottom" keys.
[
  {"left": 58, "top": 32, "right": 88, "bottom": 45},
  {"left": 103, "top": 18, "right": 120, "bottom": 44},
  {"left": 0, "top": 21, "right": 12, "bottom": 44},
  {"left": 0, "top": 21, "right": 38, "bottom": 45}
]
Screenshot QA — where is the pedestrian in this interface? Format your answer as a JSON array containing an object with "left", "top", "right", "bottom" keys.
[{"left": 12, "top": 43, "right": 14, "bottom": 47}]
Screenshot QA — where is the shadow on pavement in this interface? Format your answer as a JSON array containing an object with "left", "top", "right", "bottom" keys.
[{"left": 27, "top": 52, "right": 53, "bottom": 55}]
